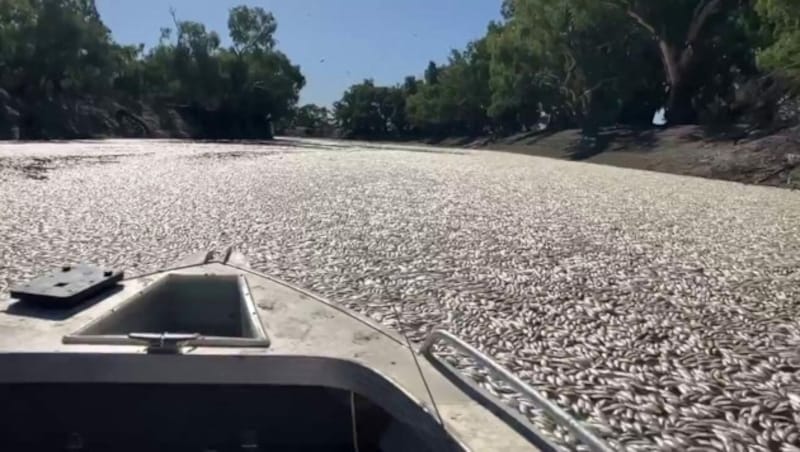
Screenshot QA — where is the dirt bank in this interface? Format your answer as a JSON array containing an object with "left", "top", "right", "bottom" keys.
[
  {"left": 0, "top": 91, "right": 274, "bottom": 141},
  {"left": 422, "top": 126, "right": 800, "bottom": 189}
]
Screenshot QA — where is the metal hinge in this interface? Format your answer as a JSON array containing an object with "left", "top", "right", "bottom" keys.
[{"left": 128, "top": 332, "right": 199, "bottom": 354}]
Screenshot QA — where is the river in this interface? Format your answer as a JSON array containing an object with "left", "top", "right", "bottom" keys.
[{"left": 2, "top": 138, "right": 800, "bottom": 450}]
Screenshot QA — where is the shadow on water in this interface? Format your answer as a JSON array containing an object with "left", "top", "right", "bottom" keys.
[
  {"left": 386, "top": 147, "right": 467, "bottom": 155},
  {"left": 567, "top": 127, "right": 660, "bottom": 161},
  {"left": 192, "top": 138, "right": 360, "bottom": 152},
  {"left": 197, "top": 137, "right": 356, "bottom": 147},
  {"left": 195, "top": 137, "right": 469, "bottom": 155},
  {"left": 194, "top": 138, "right": 298, "bottom": 147},
  {"left": 0, "top": 154, "right": 140, "bottom": 180}
]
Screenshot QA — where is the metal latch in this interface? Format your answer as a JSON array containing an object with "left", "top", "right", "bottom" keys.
[{"left": 128, "top": 332, "right": 199, "bottom": 354}]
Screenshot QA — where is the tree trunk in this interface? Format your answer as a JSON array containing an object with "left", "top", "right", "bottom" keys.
[
  {"left": 665, "top": 80, "right": 696, "bottom": 124},
  {"left": 657, "top": 41, "right": 680, "bottom": 95},
  {"left": 624, "top": 0, "right": 722, "bottom": 125},
  {"left": 657, "top": 40, "right": 695, "bottom": 124}
]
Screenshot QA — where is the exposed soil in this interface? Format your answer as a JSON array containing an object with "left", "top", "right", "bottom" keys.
[
  {"left": 3, "top": 86, "right": 798, "bottom": 190},
  {"left": 0, "top": 91, "right": 274, "bottom": 141},
  {"left": 420, "top": 125, "right": 800, "bottom": 189}
]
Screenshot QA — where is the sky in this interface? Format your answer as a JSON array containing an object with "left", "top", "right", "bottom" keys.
[{"left": 95, "top": 0, "right": 503, "bottom": 107}]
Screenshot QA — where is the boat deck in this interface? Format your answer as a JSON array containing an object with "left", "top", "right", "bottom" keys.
[{"left": 0, "top": 260, "right": 542, "bottom": 452}]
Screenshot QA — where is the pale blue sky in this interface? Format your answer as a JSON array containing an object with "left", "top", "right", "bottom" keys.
[{"left": 96, "top": 0, "right": 502, "bottom": 106}]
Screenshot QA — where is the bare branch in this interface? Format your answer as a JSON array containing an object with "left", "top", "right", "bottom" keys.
[
  {"left": 599, "top": 1, "right": 660, "bottom": 38},
  {"left": 625, "top": 8, "right": 657, "bottom": 37},
  {"left": 690, "top": 0, "right": 706, "bottom": 21},
  {"left": 169, "top": 6, "right": 180, "bottom": 35},
  {"left": 679, "top": 0, "right": 722, "bottom": 70},
  {"left": 582, "top": 77, "right": 619, "bottom": 97},
  {"left": 686, "top": 0, "right": 721, "bottom": 44},
  {"left": 563, "top": 53, "right": 577, "bottom": 88}
]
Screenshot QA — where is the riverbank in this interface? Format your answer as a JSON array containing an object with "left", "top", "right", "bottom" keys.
[
  {"left": 407, "top": 126, "right": 800, "bottom": 190},
  {"left": 0, "top": 91, "right": 274, "bottom": 141}
]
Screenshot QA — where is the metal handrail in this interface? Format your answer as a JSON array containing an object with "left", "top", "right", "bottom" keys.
[{"left": 420, "top": 329, "right": 616, "bottom": 452}]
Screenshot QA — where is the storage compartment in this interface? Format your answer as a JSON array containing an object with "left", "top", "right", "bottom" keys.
[
  {"left": 0, "top": 383, "right": 455, "bottom": 452},
  {"left": 64, "top": 274, "right": 269, "bottom": 347},
  {"left": 0, "top": 354, "right": 464, "bottom": 452}
]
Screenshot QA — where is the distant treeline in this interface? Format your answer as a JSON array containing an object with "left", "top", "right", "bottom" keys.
[
  {"left": 325, "top": 0, "right": 800, "bottom": 140},
  {"left": 0, "top": 0, "right": 304, "bottom": 139},
  {"left": 2, "top": 1, "right": 799, "bottom": 141}
]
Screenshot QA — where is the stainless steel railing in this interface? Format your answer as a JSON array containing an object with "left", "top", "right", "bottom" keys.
[{"left": 420, "top": 329, "right": 616, "bottom": 452}]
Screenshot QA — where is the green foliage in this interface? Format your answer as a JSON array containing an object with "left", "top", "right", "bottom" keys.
[
  {"left": 228, "top": 5, "right": 276, "bottom": 53},
  {"left": 277, "top": 103, "right": 334, "bottom": 136},
  {"left": 0, "top": 1, "right": 305, "bottom": 138},
  {"left": 424, "top": 61, "right": 440, "bottom": 85},
  {"left": 2, "top": 0, "right": 796, "bottom": 140},
  {"left": 755, "top": 0, "right": 800, "bottom": 83},
  {"left": 0, "top": 0, "right": 118, "bottom": 97},
  {"left": 407, "top": 41, "right": 491, "bottom": 136},
  {"left": 333, "top": 80, "right": 408, "bottom": 138},
  {"left": 486, "top": 0, "right": 659, "bottom": 130},
  {"left": 295, "top": 104, "right": 331, "bottom": 129},
  {"left": 336, "top": 0, "right": 788, "bottom": 139},
  {"left": 602, "top": 0, "right": 759, "bottom": 123},
  {"left": 337, "top": 40, "right": 493, "bottom": 139},
  {"left": 133, "top": 5, "right": 304, "bottom": 136}
]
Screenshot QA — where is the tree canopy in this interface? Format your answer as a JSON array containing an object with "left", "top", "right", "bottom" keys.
[
  {"left": 756, "top": 0, "right": 800, "bottom": 85},
  {"left": 334, "top": 0, "right": 800, "bottom": 140},
  {"left": 2, "top": 0, "right": 799, "bottom": 141},
  {"left": 0, "top": 1, "right": 304, "bottom": 139}
]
